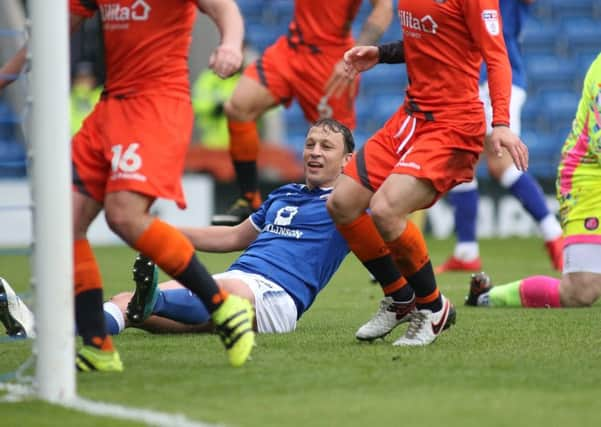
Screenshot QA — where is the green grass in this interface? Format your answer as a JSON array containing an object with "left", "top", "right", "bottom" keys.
[{"left": 1, "top": 238, "right": 601, "bottom": 427}]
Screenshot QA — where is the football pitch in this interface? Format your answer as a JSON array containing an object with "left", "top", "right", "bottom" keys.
[{"left": 1, "top": 237, "right": 600, "bottom": 427}]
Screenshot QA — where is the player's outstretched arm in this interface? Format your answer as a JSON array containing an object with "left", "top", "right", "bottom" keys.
[
  {"left": 197, "top": 0, "right": 244, "bottom": 79},
  {"left": 179, "top": 218, "right": 259, "bottom": 253},
  {"left": 355, "top": 0, "right": 394, "bottom": 46}
]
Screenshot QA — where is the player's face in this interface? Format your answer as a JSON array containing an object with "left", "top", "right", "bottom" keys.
[{"left": 303, "top": 126, "right": 350, "bottom": 189}]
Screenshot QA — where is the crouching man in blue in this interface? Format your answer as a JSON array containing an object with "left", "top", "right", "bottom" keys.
[{"left": 106, "top": 118, "right": 355, "bottom": 335}]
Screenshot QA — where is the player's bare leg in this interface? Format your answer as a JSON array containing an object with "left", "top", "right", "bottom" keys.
[
  {"left": 73, "top": 191, "right": 123, "bottom": 372},
  {"left": 370, "top": 174, "right": 455, "bottom": 346}
]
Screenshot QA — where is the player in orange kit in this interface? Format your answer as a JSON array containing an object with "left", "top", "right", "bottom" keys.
[
  {"left": 212, "top": 0, "right": 394, "bottom": 226},
  {"left": 326, "top": 0, "right": 529, "bottom": 346},
  {"left": 0, "top": 0, "right": 255, "bottom": 370}
]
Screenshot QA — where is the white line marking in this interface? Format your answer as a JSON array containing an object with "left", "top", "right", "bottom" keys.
[{"left": 0, "top": 382, "right": 221, "bottom": 427}]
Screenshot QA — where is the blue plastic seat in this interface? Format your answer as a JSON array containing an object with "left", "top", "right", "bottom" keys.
[
  {"left": 360, "top": 65, "right": 407, "bottom": 96},
  {"left": 0, "top": 139, "right": 27, "bottom": 178},
  {"left": 561, "top": 18, "right": 601, "bottom": 54},
  {"left": 284, "top": 102, "right": 309, "bottom": 139},
  {"left": 236, "top": 0, "right": 264, "bottom": 23},
  {"left": 525, "top": 54, "right": 578, "bottom": 95},
  {"left": 550, "top": 0, "right": 595, "bottom": 20},
  {"left": 521, "top": 130, "right": 563, "bottom": 178},
  {"left": 246, "top": 25, "right": 278, "bottom": 52},
  {"left": 521, "top": 19, "right": 558, "bottom": 56},
  {"left": 539, "top": 90, "right": 579, "bottom": 134}
]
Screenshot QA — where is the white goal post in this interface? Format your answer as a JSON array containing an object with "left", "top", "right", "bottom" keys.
[{"left": 30, "top": 0, "right": 75, "bottom": 401}]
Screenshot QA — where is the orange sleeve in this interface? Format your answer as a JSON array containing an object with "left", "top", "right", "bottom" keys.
[
  {"left": 464, "top": 0, "right": 511, "bottom": 127},
  {"left": 69, "top": 0, "right": 97, "bottom": 18}
]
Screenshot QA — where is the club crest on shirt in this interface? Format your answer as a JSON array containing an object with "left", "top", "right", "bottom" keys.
[
  {"left": 274, "top": 206, "right": 299, "bottom": 226},
  {"left": 584, "top": 217, "right": 599, "bottom": 231},
  {"left": 482, "top": 10, "right": 500, "bottom": 36}
]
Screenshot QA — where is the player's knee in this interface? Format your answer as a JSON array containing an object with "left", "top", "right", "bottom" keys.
[
  {"left": 487, "top": 153, "right": 513, "bottom": 180},
  {"left": 109, "top": 292, "right": 133, "bottom": 315},
  {"left": 224, "top": 98, "right": 260, "bottom": 122},
  {"left": 560, "top": 273, "right": 601, "bottom": 307},
  {"left": 104, "top": 207, "right": 138, "bottom": 240},
  {"left": 326, "top": 193, "right": 358, "bottom": 224}
]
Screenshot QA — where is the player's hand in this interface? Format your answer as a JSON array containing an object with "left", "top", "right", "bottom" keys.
[
  {"left": 209, "top": 44, "right": 243, "bottom": 79},
  {"left": 343, "top": 46, "right": 379, "bottom": 76},
  {"left": 489, "top": 125, "right": 529, "bottom": 171},
  {"left": 324, "top": 59, "right": 358, "bottom": 100}
]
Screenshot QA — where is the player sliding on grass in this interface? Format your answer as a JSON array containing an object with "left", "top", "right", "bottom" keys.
[
  {"left": 2, "top": 119, "right": 355, "bottom": 337},
  {"left": 466, "top": 54, "right": 601, "bottom": 310}
]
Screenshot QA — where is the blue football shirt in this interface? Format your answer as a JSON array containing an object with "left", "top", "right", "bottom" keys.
[
  {"left": 481, "top": 0, "right": 530, "bottom": 88},
  {"left": 228, "top": 184, "right": 349, "bottom": 318}
]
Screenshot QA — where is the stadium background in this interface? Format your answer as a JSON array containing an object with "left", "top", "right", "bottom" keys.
[
  {"left": 1, "top": 2, "right": 601, "bottom": 426},
  {"left": 1, "top": 0, "right": 600, "bottom": 244}
]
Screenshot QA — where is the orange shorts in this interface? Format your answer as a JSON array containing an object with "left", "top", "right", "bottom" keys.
[
  {"left": 344, "top": 108, "right": 485, "bottom": 206},
  {"left": 72, "top": 94, "right": 193, "bottom": 209},
  {"left": 244, "top": 36, "right": 357, "bottom": 129}
]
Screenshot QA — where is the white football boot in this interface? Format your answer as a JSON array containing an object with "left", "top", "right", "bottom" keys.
[
  {"left": 392, "top": 294, "right": 455, "bottom": 347},
  {"left": 355, "top": 296, "right": 416, "bottom": 341},
  {"left": 0, "top": 277, "right": 36, "bottom": 338}
]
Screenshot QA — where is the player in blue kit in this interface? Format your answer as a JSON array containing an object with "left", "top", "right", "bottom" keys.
[
  {"left": 437, "top": 0, "right": 564, "bottom": 274},
  {"left": 110, "top": 118, "right": 353, "bottom": 334},
  {"left": 0, "top": 118, "right": 354, "bottom": 338}
]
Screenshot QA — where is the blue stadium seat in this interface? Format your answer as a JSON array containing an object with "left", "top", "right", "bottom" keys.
[
  {"left": 246, "top": 24, "right": 279, "bottom": 52},
  {"left": 284, "top": 102, "right": 309, "bottom": 141},
  {"left": 549, "top": 0, "right": 596, "bottom": 21},
  {"left": 360, "top": 65, "right": 407, "bottom": 96},
  {"left": 521, "top": 19, "right": 558, "bottom": 56},
  {"left": 262, "top": 0, "right": 293, "bottom": 24},
  {"left": 521, "top": 96, "right": 544, "bottom": 132},
  {"left": 236, "top": 0, "right": 264, "bottom": 23},
  {"left": 521, "top": 130, "right": 563, "bottom": 179},
  {"left": 351, "top": 131, "right": 371, "bottom": 150},
  {"left": 0, "top": 101, "right": 21, "bottom": 142},
  {"left": 0, "top": 139, "right": 26, "bottom": 178},
  {"left": 372, "top": 94, "right": 404, "bottom": 126},
  {"left": 561, "top": 18, "right": 601, "bottom": 55},
  {"left": 540, "top": 90, "right": 580, "bottom": 134},
  {"left": 525, "top": 54, "right": 578, "bottom": 95}
]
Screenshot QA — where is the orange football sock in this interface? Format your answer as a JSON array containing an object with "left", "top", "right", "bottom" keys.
[
  {"left": 74, "top": 239, "right": 102, "bottom": 295},
  {"left": 228, "top": 120, "right": 260, "bottom": 162},
  {"left": 386, "top": 220, "right": 440, "bottom": 309},
  {"left": 134, "top": 219, "right": 227, "bottom": 312},
  {"left": 337, "top": 213, "right": 409, "bottom": 297},
  {"left": 229, "top": 120, "right": 261, "bottom": 204},
  {"left": 74, "top": 239, "right": 112, "bottom": 349},
  {"left": 134, "top": 218, "right": 195, "bottom": 277},
  {"left": 386, "top": 220, "right": 430, "bottom": 276}
]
